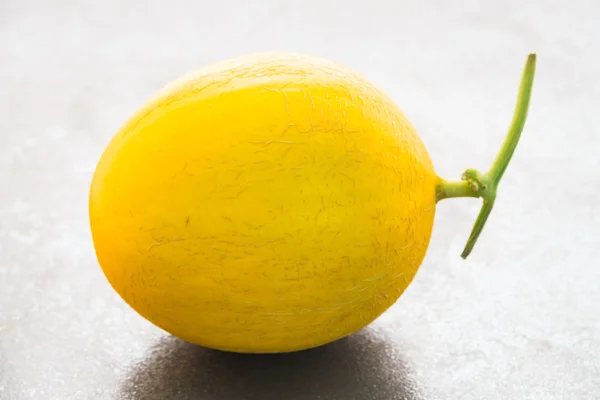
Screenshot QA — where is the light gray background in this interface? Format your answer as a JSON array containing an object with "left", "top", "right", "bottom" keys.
[{"left": 1, "top": 1, "right": 599, "bottom": 399}]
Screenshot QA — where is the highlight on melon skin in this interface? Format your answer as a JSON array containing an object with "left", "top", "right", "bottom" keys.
[{"left": 89, "top": 53, "right": 536, "bottom": 353}]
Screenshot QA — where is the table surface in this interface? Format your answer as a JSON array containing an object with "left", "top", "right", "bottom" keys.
[{"left": 1, "top": 1, "right": 599, "bottom": 399}]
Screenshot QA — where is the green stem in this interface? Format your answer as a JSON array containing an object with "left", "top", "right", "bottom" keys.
[
  {"left": 436, "top": 53, "right": 537, "bottom": 259},
  {"left": 435, "top": 179, "right": 479, "bottom": 200}
]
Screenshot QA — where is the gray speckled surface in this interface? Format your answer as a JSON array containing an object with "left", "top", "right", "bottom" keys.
[{"left": 1, "top": 0, "right": 599, "bottom": 399}]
